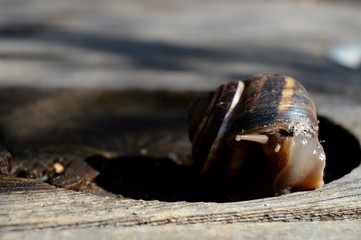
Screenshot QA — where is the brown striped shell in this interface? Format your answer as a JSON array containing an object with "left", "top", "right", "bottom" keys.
[{"left": 188, "top": 74, "right": 326, "bottom": 197}]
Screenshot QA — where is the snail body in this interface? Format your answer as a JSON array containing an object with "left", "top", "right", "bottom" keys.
[{"left": 188, "top": 74, "right": 326, "bottom": 197}]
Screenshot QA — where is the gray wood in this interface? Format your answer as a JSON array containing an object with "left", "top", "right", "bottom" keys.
[
  {"left": 0, "top": 165, "right": 361, "bottom": 231},
  {"left": 1, "top": 0, "right": 361, "bottom": 239},
  {"left": 1, "top": 222, "right": 361, "bottom": 240},
  {"left": 0, "top": 0, "right": 360, "bottom": 92}
]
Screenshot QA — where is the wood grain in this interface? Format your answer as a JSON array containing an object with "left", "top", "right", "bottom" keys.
[
  {"left": 1, "top": 0, "right": 361, "bottom": 239},
  {"left": 0, "top": 164, "right": 360, "bottom": 231}
]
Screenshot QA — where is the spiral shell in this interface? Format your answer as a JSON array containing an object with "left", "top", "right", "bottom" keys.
[{"left": 188, "top": 74, "right": 326, "bottom": 197}]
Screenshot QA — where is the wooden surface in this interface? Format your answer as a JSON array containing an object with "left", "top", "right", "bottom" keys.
[
  {"left": 1, "top": 0, "right": 361, "bottom": 239},
  {"left": 0, "top": 0, "right": 360, "bottom": 92},
  {"left": 2, "top": 221, "right": 360, "bottom": 240},
  {"left": 1, "top": 162, "right": 361, "bottom": 230}
]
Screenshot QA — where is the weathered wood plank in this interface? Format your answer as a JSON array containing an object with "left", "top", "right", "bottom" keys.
[
  {"left": 1, "top": 162, "right": 361, "bottom": 232},
  {"left": 0, "top": 0, "right": 360, "bottom": 92},
  {"left": 2, "top": 222, "right": 361, "bottom": 240},
  {"left": 0, "top": 0, "right": 361, "bottom": 239}
]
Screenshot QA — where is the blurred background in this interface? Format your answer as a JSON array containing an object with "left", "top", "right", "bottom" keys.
[{"left": 0, "top": 0, "right": 360, "bottom": 93}]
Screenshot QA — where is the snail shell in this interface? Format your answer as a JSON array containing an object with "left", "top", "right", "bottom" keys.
[{"left": 188, "top": 74, "right": 326, "bottom": 197}]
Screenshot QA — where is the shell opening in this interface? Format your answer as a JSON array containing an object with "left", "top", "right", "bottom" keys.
[{"left": 273, "top": 134, "right": 326, "bottom": 195}]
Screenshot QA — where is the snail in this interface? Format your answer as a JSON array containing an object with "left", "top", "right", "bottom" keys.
[{"left": 188, "top": 74, "right": 326, "bottom": 197}]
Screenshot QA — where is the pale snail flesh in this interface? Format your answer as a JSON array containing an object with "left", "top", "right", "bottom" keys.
[{"left": 188, "top": 74, "right": 326, "bottom": 197}]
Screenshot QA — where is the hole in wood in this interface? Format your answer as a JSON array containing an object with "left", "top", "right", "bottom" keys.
[
  {"left": 318, "top": 116, "right": 361, "bottom": 184},
  {"left": 84, "top": 115, "right": 360, "bottom": 202}
]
